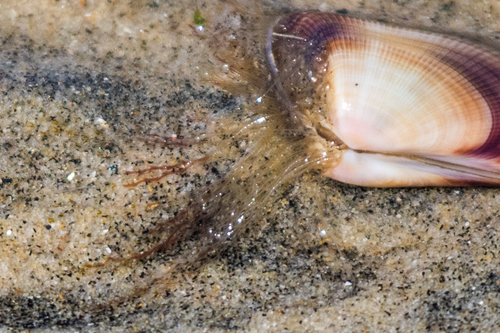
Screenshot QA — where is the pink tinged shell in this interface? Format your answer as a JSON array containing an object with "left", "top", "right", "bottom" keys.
[{"left": 267, "top": 12, "right": 500, "bottom": 187}]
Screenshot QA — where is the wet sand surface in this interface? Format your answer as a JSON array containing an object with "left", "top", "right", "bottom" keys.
[{"left": 1, "top": 0, "right": 500, "bottom": 331}]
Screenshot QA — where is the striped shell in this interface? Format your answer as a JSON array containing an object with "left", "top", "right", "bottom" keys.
[{"left": 267, "top": 12, "right": 500, "bottom": 187}]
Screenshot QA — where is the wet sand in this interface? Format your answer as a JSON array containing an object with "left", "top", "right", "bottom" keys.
[{"left": 1, "top": 0, "right": 500, "bottom": 331}]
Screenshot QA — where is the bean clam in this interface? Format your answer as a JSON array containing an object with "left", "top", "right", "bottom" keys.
[
  {"left": 89, "top": 10, "right": 500, "bottom": 283},
  {"left": 267, "top": 12, "right": 500, "bottom": 187}
]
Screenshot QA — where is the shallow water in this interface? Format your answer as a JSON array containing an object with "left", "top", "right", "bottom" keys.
[{"left": 1, "top": 0, "right": 500, "bottom": 331}]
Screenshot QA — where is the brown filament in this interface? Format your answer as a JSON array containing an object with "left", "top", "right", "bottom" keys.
[{"left": 123, "top": 156, "right": 210, "bottom": 187}]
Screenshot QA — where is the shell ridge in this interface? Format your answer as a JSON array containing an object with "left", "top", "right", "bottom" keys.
[
  {"left": 433, "top": 46, "right": 500, "bottom": 158},
  {"left": 364, "top": 21, "right": 500, "bottom": 157},
  {"left": 337, "top": 17, "right": 496, "bottom": 156}
]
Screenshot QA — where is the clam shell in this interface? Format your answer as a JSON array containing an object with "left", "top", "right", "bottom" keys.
[{"left": 267, "top": 12, "right": 500, "bottom": 186}]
